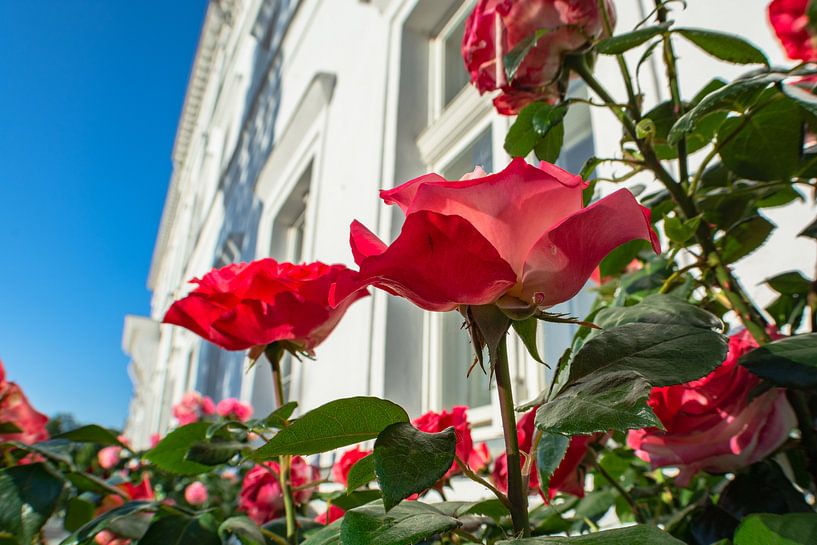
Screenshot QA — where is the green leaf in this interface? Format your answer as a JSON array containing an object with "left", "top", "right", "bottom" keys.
[
  {"left": 535, "top": 372, "right": 662, "bottom": 435},
  {"left": 766, "top": 271, "right": 812, "bottom": 295},
  {"left": 251, "top": 397, "right": 409, "bottom": 459},
  {"left": 717, "top": 93, "right": 804, "bottom": 181},
  {"left": 54, "top": 424, "right": 126, "bottom": 447},
  {"left": 260, "top": 401, "right": 298, "bottom": 429},
  {"left": 0, "top": 422, "right": 21, "bottom": 434},
  {"left": 346, "top": 453, "right": 375, "bottom": 492},
  {"left": 331, "top": 489, "right": 382, "bottom": 511},
  {"left": 598, "top": 240, "right": 649, "bottom": 279},
  {"left": 455, "top": 499, "right": 510, "bottom": 521},
  {"left": 669, "top": 73, "right": 783, "bottom": 144},
  {"left": 536, "top": 432, "right": 570, "bottom": 491},
  {"left": 532, "top": 104, "right": 568, "bottom": 136},
  {"left": 302, "top": 520, "right": 342, "bottom": 545},
  {"left": 65, "top": 472, "right": 126, "bottom": 497},
  {"left": 718, "top": 215, "right": 775, "bottom": 264},
  {"left": 568, "top": 323, "right": 728, "bottom": 387},
  {"left": 596, "top": 23, "right": 671, "bottom": 55},
  {"left": 513, "top": 317, "right": 545, "bottom": 364},
  {"left": 373, "top": 422, "right": 456, "bottom": 511},
  {"left": 740, "top": 334, "right": 817, "bottom": 389},
  {"left": 64, "top": 497, "right": 96, "bottom": 533},
  {"left": 645, "top": 100, "right": 727, "bottom": 160},
  {"left": 664, "top": 214, "right": 701, "bottom": 244},
  {"left": 498, "top": 524, "right": 685, "bottom": 543},
  {"left": 717, "top": 460, "right": 811, "bottom": 520},
  {"left": 767, "top": 294, "right": 808, "bottom": 331},
  {"left": 144, "top": 422, "right": 212, "bottom": 475},
  {"left": 534, "top": 120, "right": 565, "bottom": 163},
  {"left": 675, "top": 28, "right": 767, "bottom": 65},
  {"left": 504, "top": 29, "right": 547, "bottom": 81},
  {"left": 340, "top": 501, "right": 460, "bottom": 545},
  {"left": 594, "top": 294, "right": 723, "bottom": 332},
  {"left": 0, "top": 463, "right": 64, "bottom": 545},
  {"left": 139, "top": 513, "right": 221, "bottom": 545},
  {"left": 505, "top": 102, "right": 550, "bottom": 157},
  {"left": 60, "top": 501, "right": 156, "bottom": 545},
  {"left": 185, "top": 439, "right": 244, "bottom": 466},
  {"left": 783, "top": 83, "right": 817, "bottom": 117},
  {"left": 733, "top": 513, "right": 817, "bottom": 545},
  {"left": 218, "top": 516, "right": 265, "bottom": 545}
]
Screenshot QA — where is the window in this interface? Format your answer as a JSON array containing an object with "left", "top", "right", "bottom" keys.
[
  {"left": 431, "top": 1, "right": 476, "bottom": 117},
  {"left": 214, "top": 233, "right": 244, "bottom": 268}
]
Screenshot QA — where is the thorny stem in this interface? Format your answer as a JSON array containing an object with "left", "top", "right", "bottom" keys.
[
  {"left": 494, "top": 335, "right": 531, "bottom": 537},
  {"left": 454, "top": 455, "right": 514, "bottom": 512}
]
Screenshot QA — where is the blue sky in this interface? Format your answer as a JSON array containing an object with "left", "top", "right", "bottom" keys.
[{"left": 0, "top": 2, "right": 206, "bottom": 428}]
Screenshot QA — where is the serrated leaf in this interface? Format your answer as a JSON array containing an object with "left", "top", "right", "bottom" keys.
[
  {"left": 218, "top": 516, "right": 265, "bottom": 545},
  {"left": 535, "top": 372, "right": 661, "bottom": 435},
  {"left": 251, "top": 397, "right": 408, "bottom": 460},
  {"left": 740, "top": 334, "right": 817, "bottom": 389},
  {"left": 594, "top": 295, "right": 723, "bottom": 332},
  {"left": 138, "top": 513, "right": 221, "bottom": 545},
  {"left": 340, "top": 501, "right": 460, "bottom": 545},
  {"left": 718, "top": 215, "right": 775, "bottom": 264},
  {"left": 144, "top": 422, "right": 211, "bottom": 475},
  {"left": 536, "top": 432, "right": 570, "bottom": 491},
  {"left": 346, "top": 453, "right": 375, "bottom": 492},
  {"left": 498, "top": 523, "right": 685, "bottom": 543},
  {"left": 54, "top": 425, "right": 126, "bottom": 448},
  {"left": 676, "top": 28, "right": 767, "bottom": 65},
  {"left": 733, "top": 513, "right": 817, "bottom": 545},
  {"left": 0, "top": 463, "right": 65, "bottom": 545},
  {"left": 766, "top": 271, "right": 812, "bottom": 295},
  {"left": 513, "top": 317, "right": 545, "bottom": 364},
  {"left": 645, "top": 100, "right": 726, "bottom": 160},
  {"left": 596, "top": 23, "right": 671, "bottom": 55},
  {"left": 373, "top": 422, "right": 456, "bottom": 511}
]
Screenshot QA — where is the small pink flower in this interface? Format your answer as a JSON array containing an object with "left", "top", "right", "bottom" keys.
[
  {"left": 97, "top": 446, "right": 122, "bottom": 470},
  {"left": 173, "top": 392, "right": 216, "bottom": 426},
  {"left": 216, "top": 398, "right": 253, "bottom": 421},
  {"left": 149, "top": 433, "right": 161, "bottom": 449},
  {"left": 184, "top": 481, "right": 209, "bottom": 506}
]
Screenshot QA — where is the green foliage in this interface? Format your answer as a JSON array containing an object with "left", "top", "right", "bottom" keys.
[
  {"left": 301, "top": 520, "right": 342, "bottom": 545},
  {"left": 139, "top": 513, "right": 221, "bottom": 545},
  {"left": 740, "top": 334, "right": 817, "bottom": 389},
  {"left": 218, "top": 516, "right": 265, "bottom": 545},
  {"left": 675, "top": 28, "right": 768, "bottom": 65},
  {"left": 0, "top": 463, "right": 64, "bottom": 545},
  {"left": 251, "top": 397, "right": 409, "bottom": 459},
  {"left": 340, "top": 501, "right": 461, "bottom": 545},
  {"left": 64, "top": 497, "right": 96, "bottom": 533},
  {"left": 717, "top": 215, "right": 775, "bottom": 264},
  {"left": 499, "top": 524, "right": 685, "bottom": 543},
  {"left": 513, "top": 317, "right": 546, "bottom": 364},
  {"left": 260, "top": 401, "right": 298, "bottom": 428},
  {"left": 733, "top": 513, "right": 817, "bottom": 544},
  {"left": 595, "top": 23, "right": 671, "bottom": 55},
  {"left": 60, "top": 501, "right": 157, "bottom": 545},
  {"left": 184, "top": 439, "right": 244, "bottom": 466},
  {"left": 144, "top": 422, "right": 212, "bottom": 475},
  {"left": 504, "top": 102, "right": 566, "bottom": 162},
  {"left": 54, "top": 425, "right": 127, "bottom": 448},
  {"left": 345, "top": 453, "right": 375, "bottom": 492},
  {"left": 536, "top": 432, "right": 570, "bottom": 491},
  {"left": 373, "top": 422, "right": 456, "bottom": 511}
]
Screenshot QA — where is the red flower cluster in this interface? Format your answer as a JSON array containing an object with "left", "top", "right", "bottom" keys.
[
  {"left": 164, "top": 259, "right": 368, "bottom": 352},
  {"left": 627, "top": 330, "right": 797, "bottom": 485},
  {"left": 333, "top": 159, "right": 658, "bottom": 313},
  {"left": 239, "top": 457, "right": 320, "bottom": 525},
  {"left": 172, "top": 391, "right": 216, "bottom": 426},
  {"left": 462, "top": 0, "right": 616, "bottom": 114},
  {"left": 769, "top": 0, "right": 817, "bottom": 61},
  {"left": 491, "top": 407, "right": 591, "bottom": 500},
  {"left": 0, "top": 359, "right": 49, "bottom": 445},
  {"left": 413, "top": 406, "right": 490, "bottom": 478},
  {"left": 216, "top": 398, "right": 253, "bottom": 422}
]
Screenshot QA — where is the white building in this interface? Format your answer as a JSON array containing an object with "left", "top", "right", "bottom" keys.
[{"left": 123, "top": 0, "right": 815, "bottom": 448}]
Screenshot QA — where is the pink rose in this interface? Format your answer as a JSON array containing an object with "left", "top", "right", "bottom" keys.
[
  {"left": 333, "top": 159, "right": 658, "bottom": 313},
  {"left": 94, "top": 530, "right": 130, "bottom": 545},
  {"left": 332, "top": 445, "right": 372, "bottom": 487},
  {"left": 769, "top": 0, "right": 817, "bottom": 62},
  {"left": 216, "top": 398, "right": 253, "bottom": 422},
  {"left": 0, "top": 360, "right": 49, "bottom": 445},
  {"left": 149, "top": 433, "right": 161, "bottom": 449},
  {"left": 413, "top": 406, "right": 479, "bottom": 479},
  {"left": 97, "top": 446, "right": 122, "bottom": 470},
  {"left": 627, "top": 330, "right": 797, "bottom": 486},
  {"left": 462, "top": 0, "right": 616, "bottom": 114},
  {"left": 184, "top": 481, "right": 209, "bottom": 506},
  {"left": 315, "top": 504, "right": 345, "bottom": 525},
  {"left": 172, "top": 392, "right": 216, "bottom": 426},
  {"left": 239, "top": 457, "right": 319, "bottom": 525}
]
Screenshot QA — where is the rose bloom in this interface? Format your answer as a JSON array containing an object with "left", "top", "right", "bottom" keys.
[
  {"left": 315, "top": 504, "right": 345, "bottom": 525},
  {"left": 239, "top": 457, "right": 320, "bottom": 525},
  {"left": 627, "top": 330, "right": 797, "bottom": 486},
  {"left": 332, "top": 445, "right": 372, "bottom": 487},
  {"left": 216, "top": 398, "right": 253, "bottom": 422},
  {"left": 172, "top": 392, "right": 216, "bottom": 426},
  {"left": 95, "top": 473, "right": 155, "bottom": 516},
  {"left": 164, "top": 259, "right": 368, "bottom": 352},
  {"left": 769, "top": 0, "right": 817, "bottom": 62},
  {"left": 0, "top": 360, "right": 49, "bottom": 445},
  {"left": 492, "top": 406, "right": 591, "bottom": 499},
  {"left": 98, "top": 447, "right": 122, "bottom": 470},
  {"left": 184, "top": 481, "right": 209, "bottom": 506},
  {"left": 413, "top": 406, "right": 490, "bottom": 480},
  {"left": 149, "top": 433, "right": 161, "bottom": 449},
  {"left": 333, "top": 159, "right": 658, "bottom": 313},
  {"left": 462, "top": 0, "right": 616, "bottom": 114}
]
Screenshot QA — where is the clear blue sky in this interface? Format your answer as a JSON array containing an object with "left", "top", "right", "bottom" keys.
[{"left": 0, "top": 2, "right": 206, "bottom": 428}]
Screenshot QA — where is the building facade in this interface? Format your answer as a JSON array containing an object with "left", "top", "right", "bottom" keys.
[{"left": 124, "top": 0, "right": 816, "bottom": 448}]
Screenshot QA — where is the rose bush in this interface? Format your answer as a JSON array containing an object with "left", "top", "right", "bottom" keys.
[
  {"left": 413, "top": 406, "right": 490, "bottom": 479},
  {"left": 462, "top": 0, "right": 616, "bottom": 114},
  {"left": 164, "top": 259, "right": 368, "bottom": 352},
  {"left": 172, "top": 391, "right": 216, "bottom": 426},
  {"left": 0, "top": 360, "right": 49, "bottom": 444},
  {"left": 216, "top": 397, "right": 253, "bottom": 421},
  {"left": 239, "top": 457, "right": 320, "bottom": 525}
]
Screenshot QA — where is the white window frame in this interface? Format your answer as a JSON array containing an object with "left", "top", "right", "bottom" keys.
[{"left": 428, "top": 0, "right": 477, "bottom": 122}]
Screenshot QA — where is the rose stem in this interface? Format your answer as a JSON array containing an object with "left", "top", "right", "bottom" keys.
[{"left": 268, "top": 347, "right": 299, "bottom": 545}]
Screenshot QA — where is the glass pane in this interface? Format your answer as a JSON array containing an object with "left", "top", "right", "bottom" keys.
[
  {"left": 440, "top": 312, "right": 491, "bottom": 409},
  {"left": 442, "top": 128, "right": 493, "bottom": 180},
  {"left": 444, "top": 16, "right": 470, "bottom": 106},
  {"left": 558, "top": 133, "right": 594, "bottom": 175}
]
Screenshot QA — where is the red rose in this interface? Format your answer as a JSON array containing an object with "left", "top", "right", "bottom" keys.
[
  {"left": 164, "top": 259, "right": 368, "bottom": 352},
  {"left": 627, "top": 330, "right": 797, "bottom": 486},
  {"left": 333, "top": 159, "right": 658, "bottom": 313},
  {"left": 491, "top": 406, "right": 590, "bottom": 499},
  {"left": 332, "top": 445, "right": 372, "bottom": 487},
  {"left": 462, "top": 0, "right": 616, "bottom": 114},
  {"left": 413, "top": 406, "right": 481, "bottom": 479},
  {"left": 769, "top": 0, "right": 817, "bottom": 62},
  {"left": 0, "top": 360, "right": 49, "bottom": 445},
  {"left": 95, "top": 473, "right": 155, "bottom": 516},
  {"left": 239, "top": 457, "right": 320, "bottom": 525},
  {"left": 315, "top": 504, "right": 345, "bottom": 525},
  {"left": 172, "top": 392, "right": 216, "bottom": 426},
  {"left": 216, "top": 398, "right": 253, "bottom": 422}
]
